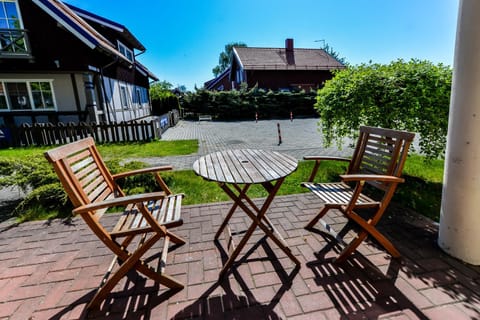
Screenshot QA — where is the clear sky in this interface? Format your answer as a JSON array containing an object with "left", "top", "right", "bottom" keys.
[{"left": 66, "top": 0, "right": 459, "bottom": 91}]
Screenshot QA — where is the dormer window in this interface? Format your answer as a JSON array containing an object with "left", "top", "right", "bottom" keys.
[
  {"left": 117, "top": 41, "right": 133, "bottom": 62},
  {"left": 0, "top": 0, "right": 29, "bottom": 56},
  {"left": 0, "top": 0, "right": 22, "bottom": 29}
]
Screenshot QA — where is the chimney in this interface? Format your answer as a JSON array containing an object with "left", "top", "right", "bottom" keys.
[
  {"left": 285, "top": 38, "right": 294, "bottom": 52},
  {"left": 285, "top": 38, "right": 295, "bottom": 65}
]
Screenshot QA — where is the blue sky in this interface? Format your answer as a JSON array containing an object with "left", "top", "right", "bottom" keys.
[{"left": 67, "top": 0, "right": 459, "bottom": 91}]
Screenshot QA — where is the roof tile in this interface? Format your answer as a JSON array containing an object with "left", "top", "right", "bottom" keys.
[{"left": 233, "top": 47, "right": 345, "bottom": 70}]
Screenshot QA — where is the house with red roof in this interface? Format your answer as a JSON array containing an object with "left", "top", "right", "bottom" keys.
[
  {"left": 205, "top": 39, "right": 345, "bottom": 92},
  {"left": 0, "top": 0, "right": 158, "bottom": 128}
]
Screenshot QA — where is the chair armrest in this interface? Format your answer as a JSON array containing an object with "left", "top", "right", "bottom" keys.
[
  {"left": 73, "top": 191, "right": 167, "bottom": 215},
  {"left": 112, "top": 165, "right": 173, "bottom": 180},
  {"left": 340, "top": 174, "right": 404, "bottom": 184},
  {"left": 303, "top": 156, "right": 351, "bottom": 162}
]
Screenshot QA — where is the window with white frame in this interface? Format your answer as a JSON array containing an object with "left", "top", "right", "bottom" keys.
[
  {"left": 117, "top": 41, "right": 133, "bottom": 62},
  {"left": 134, "top": 87, "right": 149, "bottom": 105},
  {"left": 0, "top": 80, "right": 56, "bottom": 110},
  {"left": 135, "top": 87, "right": 142, "bottom": 107},
  {"left": 30, "top": 81, "right": 54, "bottom": 109},
  {"left": 0, "top": 83, "right": 7, "bottom": 109},
  {"left": 0, "top": 0, "right": 29, "bottom": 54},
  {"left": 119, "top": 85, "right": 129, "bottom": 109},
  {"left": 0, "top": 0, "right": 22, "bottom": 30}
]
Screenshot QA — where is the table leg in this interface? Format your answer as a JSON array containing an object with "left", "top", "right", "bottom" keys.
[
  {"left": 214, "top": 184, "right": 251, "bottom": 240},
  {"left": 217, "top": 178, "right": 300, "bottom": 278}
]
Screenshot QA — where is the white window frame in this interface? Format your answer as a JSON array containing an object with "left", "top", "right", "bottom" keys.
[
  {"left": 119, "top": 84, "right": 130, "bottom": 110},
  {"left": 0, "top": 0, "right": 25, "bottom": 30},
  {"left": 135, "top": 87, "right": 142, "bottom": 108},
  {"left": 117, "top": 40, "right": 134, "bottom": 62},
  {"left": 0, "top": 82, "right": 7, "bottom": 110},
  {"left": 0, "top": 79, "right": 57, "bottom": 111}
]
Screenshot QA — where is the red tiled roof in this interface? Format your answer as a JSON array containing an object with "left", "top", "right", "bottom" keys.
[{"left": 233, "top": 47, "right": 345, "bottom": 70}]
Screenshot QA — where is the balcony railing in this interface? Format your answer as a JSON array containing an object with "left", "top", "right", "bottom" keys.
[{"left": 0, "top": 28, "right": 31, "bottom": 57}]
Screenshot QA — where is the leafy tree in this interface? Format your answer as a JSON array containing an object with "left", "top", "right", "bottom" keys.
[
  {"left": 212, "top": 42, "right": 247, "bottom": 77},
  {"left": 149, "top": 81, "right": 179, "bottom": 114},
  {"left": 315, "top": 59, "right": 452, "bottom": 159},
  {"left": 175, "top": 85, "right": 187, "bottom": 93},
  {"left": 150, "top": 80, "right": 175, "bottom": 99},
  {"left": 322, "top": 43, "right": 347, "bottom": 65}
]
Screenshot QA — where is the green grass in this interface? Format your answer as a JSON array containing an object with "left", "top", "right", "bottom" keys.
[
  {"left": 162, "top": 156, "right": 444, "bottom": 221},
  {"left": 158, "top": 160, "right": 349, "bottom": 205},
  {"left": 0, "top": 145, "right": 50, "bottom": 159},
  {"left": 0, "top": 140, "right": 445, "bottom": 222},
  {"left": 396, "top": 154, "right": 444, "bottom": 221},
  {"left": 97, "top": 139, "right": 198, "bottom": 158},
  {"left": 0, "top": 139, "right": 198, "bottom": 159}
]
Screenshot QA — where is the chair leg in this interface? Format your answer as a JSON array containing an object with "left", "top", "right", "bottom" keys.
[
  {"left": 335, "top": 230, "right": 369, "bottom": 263},
  {"left": 305, "top": 206, "right": 330, "bottom": 229},
  {"left": 87, "top": 233, "right": 183, "bottom": 310},
  {"left": 165, "top": 230, "right": 186, "bottom": 245},
  {"left": 342, "top": 209, "right": 401, "bottom": 260}
]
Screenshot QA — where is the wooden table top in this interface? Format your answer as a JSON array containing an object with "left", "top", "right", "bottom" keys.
[{"left": 193, "top": 149, "right": 298, "bottom": 184}]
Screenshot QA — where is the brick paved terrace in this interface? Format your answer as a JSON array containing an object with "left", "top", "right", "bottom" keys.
[{"left": 1, "top": 193, "right": 479, "bottom": 320}]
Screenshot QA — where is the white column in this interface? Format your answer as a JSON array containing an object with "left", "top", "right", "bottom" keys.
[{"left": 439, "top": 0, "right": 480, "bottom": 265}]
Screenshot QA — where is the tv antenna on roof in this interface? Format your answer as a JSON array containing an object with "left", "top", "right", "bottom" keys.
[{"left": 314, "top": 39, "right": 326, "bottom": 48}]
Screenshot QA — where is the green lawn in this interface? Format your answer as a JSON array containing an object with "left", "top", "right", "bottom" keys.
[
  {"left": 0, "top": 139, "right": 198, "bottom": 159},
  {"left": 0, "top": 140, "right": 444, "bottom": 222},
  {"left": 169, "top": 155, "right": 443, "bottom": 221}
]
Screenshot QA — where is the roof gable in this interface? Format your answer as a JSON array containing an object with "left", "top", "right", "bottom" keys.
[
  {"left": 233, "top": 46, "right": 345, "bottom": 70},
  {"left": 32, "top": 0, "right": 128, "bottom": 60},
  {"left": 65, "top": 3, "right": 145, "bottom": 51},
  {"left": 31, "top": 0, "right": 157, "bottom": 79},
  {"left": 204, "top": 68, "right": 230, "bottom": 90}
]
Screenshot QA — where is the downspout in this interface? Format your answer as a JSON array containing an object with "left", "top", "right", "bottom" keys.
[
  {"left": 70, "top": 74, "right": 83, "bottom": 121},
  {"left": 133, "top": 49, "right": 146, "bottom": 120}
]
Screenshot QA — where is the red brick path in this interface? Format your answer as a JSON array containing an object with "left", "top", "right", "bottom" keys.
[{"left": 0, "top": 194, "right": 479, "bottom": 319}]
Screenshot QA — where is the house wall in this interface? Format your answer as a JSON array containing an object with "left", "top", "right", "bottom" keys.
[
  {"left": 100, "top": 75, "right": 151, "bottom": 123},
  {"left": 245, "top": 70, "right": 334, "bottom": 91},
  {"left": 0, "top": 1, "right": 154, "bottom": 126},
  {"left": 209, "top": 75, "right": 232, "bottom": 91},
  {"left": 0, "top": 73, "right": 87, "bottom": 126}
]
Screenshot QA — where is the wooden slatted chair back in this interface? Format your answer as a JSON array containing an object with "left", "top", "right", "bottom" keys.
[
  {"left": 45, "top": 137, "right": 186, "bottom": 309},
  {"left": 44, "top": 137, "right": 116, "bottom": 219},
  {"left": 347, "top": 126, "right": 415, "bottom": 192}
]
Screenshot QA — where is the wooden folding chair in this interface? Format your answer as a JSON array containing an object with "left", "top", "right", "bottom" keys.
[
  {"left": 302, "top": 126, "right": 415, "bottom": 263},
  {"left": 44, "top": 137, "right": 186, "bottom": 310}
]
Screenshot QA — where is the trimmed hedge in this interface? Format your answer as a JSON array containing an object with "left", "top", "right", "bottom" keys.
[{"left": 182, "top": 87, "right": 317, "bottom": 120}]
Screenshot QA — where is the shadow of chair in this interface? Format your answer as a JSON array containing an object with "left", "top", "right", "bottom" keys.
[
  {"left": 306, "top": 231, "right": 430, "bottom": 320},
  {"left": 44, "top": 137, "right": 186, "bottom": 310},
  {"left": 172, "top": 235, "right": 299, "bottom": 319}
]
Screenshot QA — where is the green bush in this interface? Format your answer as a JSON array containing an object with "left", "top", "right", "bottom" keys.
[
  {"left": 150, "top": 80, "right": 181, "bottom": 115},
  {"left": 0, "top": 157, "right": 160, "bottom": 222},
  {"left": 106, "top": 160, "right": 157, "bottom": 194},
  {"left": 315, "top": 59, "right": 452, "bottom": 159},
  {"left": 151, "top": 95, "right": 180, "bottom": 115},
  {"left": 0, "top": 157, "right": 69, "bottom": 222}
]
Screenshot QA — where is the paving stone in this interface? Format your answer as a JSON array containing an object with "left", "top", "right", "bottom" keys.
[{"left": 0, "top": 120, "right": 479, "bottom": 319}]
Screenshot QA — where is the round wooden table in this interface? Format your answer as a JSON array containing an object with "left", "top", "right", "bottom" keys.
[{"left": 193, "top": 149, "right": 300, "bottom": 278}]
